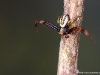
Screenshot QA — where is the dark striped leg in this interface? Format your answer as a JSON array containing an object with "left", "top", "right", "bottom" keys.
[{"left": 34, "top": 20, "right": 60, "bottom": 32}]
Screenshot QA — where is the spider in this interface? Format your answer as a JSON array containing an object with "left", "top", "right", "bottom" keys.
[{"left": 34, "top": 14, "right": 94, "bottom": 42}]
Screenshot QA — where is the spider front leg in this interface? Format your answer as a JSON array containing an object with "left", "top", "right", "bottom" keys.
[
  {"left": 57, "top": 16, "right": 61, "bottom": 24},
  {"left": 68, "top": 16, "right": 81, "bottom": 29},
  {"left": 34, "top": 20, "right": 45, "bottom": 31},
  {"left": 68, "top": 16, "right": 77, "bottom": 25},
  {"left": 34, "top": 20, "right": 60, "bottom": 32}
]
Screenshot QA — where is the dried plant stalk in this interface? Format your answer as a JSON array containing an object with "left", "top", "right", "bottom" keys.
[{"left": 57, "top": 0, "right": 84, "bottom": 75}]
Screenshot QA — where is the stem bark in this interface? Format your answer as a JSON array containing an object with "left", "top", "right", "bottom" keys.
[{"left": 57, "top": 0, "right": 84, "bottom": 75}]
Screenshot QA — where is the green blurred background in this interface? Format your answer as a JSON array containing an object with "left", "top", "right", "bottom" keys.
[{"left": 0, "top": 0, "right": 100, "bottom": 75}]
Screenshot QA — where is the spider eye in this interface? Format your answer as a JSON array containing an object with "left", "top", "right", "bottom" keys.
[{"left": 60, "top": 14, "right": 69, "bottom": 27}]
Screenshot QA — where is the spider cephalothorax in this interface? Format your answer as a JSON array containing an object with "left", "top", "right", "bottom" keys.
[{"left": 34, "top": 14, "right": 94, "bottom": 42}]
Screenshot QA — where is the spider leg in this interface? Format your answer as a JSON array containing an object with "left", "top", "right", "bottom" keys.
[
  {"left": 34, "top": 20, "right": 44, "bottom": 32},
  {"left": 68, "top": 16, "right": 82, "bottom": 24},
  {"left": 57, "top": 16, "right": 61, "bottom": 24},
  {"left": 68, "top": 16, "right": 77, "bottom": 24},
  {"left": 74, "top": 27, "right": 95, "bottom": 42},
  {"left": 68, "top": 16, "right": 81, "bottom": 29},
  {"left": 34, "top": 20, "right": 60, "bottom": 32}
]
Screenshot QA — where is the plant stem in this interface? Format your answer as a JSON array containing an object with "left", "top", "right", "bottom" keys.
[{"left": 57, "top": 0, "right": 84, "bottom": 75}]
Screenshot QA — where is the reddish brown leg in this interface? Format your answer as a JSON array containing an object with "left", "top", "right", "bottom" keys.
[{"left": 74, "top": 27, "right": 95, "bottom": 42}]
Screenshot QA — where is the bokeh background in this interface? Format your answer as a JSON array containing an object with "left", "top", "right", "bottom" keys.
[{"left": 0, "top": 0, "right": 100, "bottom": 75}]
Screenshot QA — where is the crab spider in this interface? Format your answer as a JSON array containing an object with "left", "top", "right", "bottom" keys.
[{"left": 34, "top": 14, "right": 94, "bottom": 42}]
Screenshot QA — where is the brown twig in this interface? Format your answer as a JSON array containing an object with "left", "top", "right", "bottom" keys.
[{"left": 57, "top": 0, "right": 84, "bottom": 75}]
